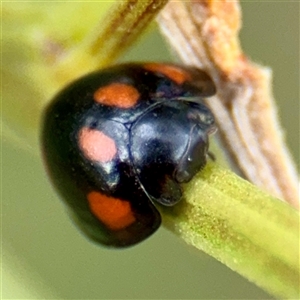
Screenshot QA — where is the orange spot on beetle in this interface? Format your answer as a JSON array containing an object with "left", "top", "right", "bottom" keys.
[
  {"left": 144, "top": 63, "right": 191, "bottom": 85},
  {"left": 94, "top": 83, "right": 140, "bottom": 108},
  {"left": 78, "top": 127, "right": 117, "bottom": 162},
  {"left": 87, "top": 191, "right": 136, "bottom": 230}
]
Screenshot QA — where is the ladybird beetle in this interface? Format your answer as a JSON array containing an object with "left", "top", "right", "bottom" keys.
[{"left": 41, "top": 63, "right": 216, "bottom": 247}]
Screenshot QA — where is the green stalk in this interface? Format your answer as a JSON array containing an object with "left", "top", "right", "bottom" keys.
[
  {"left": 160, "top": 161, "right": 299, "bottom": 299},
  {"left": 53, "top": 0, "right": 168, "bottom": 87}
]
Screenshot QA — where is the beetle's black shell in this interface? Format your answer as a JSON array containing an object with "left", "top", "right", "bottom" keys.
[{"left": 41, "top": 63, "right": 216, "bottom": 247}]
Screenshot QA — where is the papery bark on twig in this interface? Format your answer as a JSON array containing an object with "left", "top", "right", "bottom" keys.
[{"left": 157, "top": 1, "right": 299, "bottom": 208}]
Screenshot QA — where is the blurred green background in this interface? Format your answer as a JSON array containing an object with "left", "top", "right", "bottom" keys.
[{"left": 2, "top": 2, "right": 299, "bottom": 299}]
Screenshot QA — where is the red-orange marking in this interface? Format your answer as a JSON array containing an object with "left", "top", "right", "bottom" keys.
[
  {"left": 144, "top": 63, "right": 191, "bottom": 85},
  {"left": 93, "top": 83, "right": 139, "bottom": 108},
  {"left": 78, "top": 127, "right": 117, "bottom": 162},
  {"left": 87, "top": 191, "right": 136, "bottom": 230}
]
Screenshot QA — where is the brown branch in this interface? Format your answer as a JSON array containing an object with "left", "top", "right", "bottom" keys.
[{"left": 157, "top": 1, "right": 299, "bottom": 208}]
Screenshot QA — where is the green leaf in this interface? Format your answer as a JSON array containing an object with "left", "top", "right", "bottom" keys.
[{"left": 161, "top": 161, "right": 299, "bottom": 298}]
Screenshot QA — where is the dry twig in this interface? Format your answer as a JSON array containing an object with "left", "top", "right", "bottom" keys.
[{"left": 157, "top": 1, "right": 299, "bottom": 208}]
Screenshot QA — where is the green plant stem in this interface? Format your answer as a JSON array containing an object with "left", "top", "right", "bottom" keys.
[
  {"left": 160, "top": 161, "right": 299, "bottom": 299},
  {"left": 53, "top": 0, "right": 168, "bottom": 87}
]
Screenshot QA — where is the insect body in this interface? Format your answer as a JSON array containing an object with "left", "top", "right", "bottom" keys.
[{"left": 41, "top": 63, "right": 216, "bottom": 247}]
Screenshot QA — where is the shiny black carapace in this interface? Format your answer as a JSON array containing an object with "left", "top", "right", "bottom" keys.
[{"left": 41, "top": 63, "right": 216, "bottom": 247}]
